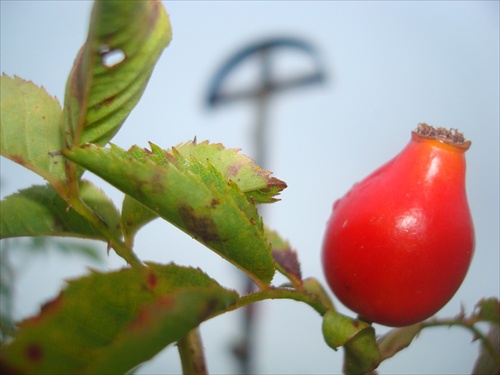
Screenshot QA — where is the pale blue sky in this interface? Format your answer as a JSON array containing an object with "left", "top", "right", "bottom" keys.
[{"left": 1, "top": 1, "right": 499, "bottom": 374}]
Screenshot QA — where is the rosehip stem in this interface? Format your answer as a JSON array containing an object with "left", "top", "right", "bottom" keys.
[
  {"left": 178, "top": 329, "right": 208, "bottom": 375},
  {"left": 421, "top": 318, "right": 499, "bottom": 367},
  {"left": 214, "top": 287, "right": 331, "bottom": 318}
]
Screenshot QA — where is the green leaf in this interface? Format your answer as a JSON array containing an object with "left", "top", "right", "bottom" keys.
[
  {"left": 474, "top": 298, "right": 500, "bottom": 325},
  {"left": 0, "top": 263, "right": 238, "bottom": 375},
  {"left": 377, "top": 324, "right": 422, "bottom": 361},
  {"left": 172, "top": 140, "right": 287, "bottom": 203},
  {"left": 0, "top": 181, "right": 121, "bottom": 241},
  {"left": 63, "top": 143, "right": 277, "bottom": 287},
  {"left": 63, "top": 0, "right": 172, "bottom": 147},
  {"left": 0, "top": 75, "right": 67, "bottom": 194},
  {"left": 121, "top": 194, "right": 158, "bottom": 247},
  {"left": 119, "top": 142, "right": 286, "bottom": 246}
]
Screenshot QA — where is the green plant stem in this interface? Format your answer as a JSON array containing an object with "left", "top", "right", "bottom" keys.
[
  {"left": 178, "top": 328, "right": 207, "bottom": 375},
  {"left": 421, "top": 318, "right": 499, "bottom": 367},
  {"left": 68, "top": 195, "right": 144, "bottom": 268},
  {"left": 214, "top": 286, "right": 330, "bottom": 319}
]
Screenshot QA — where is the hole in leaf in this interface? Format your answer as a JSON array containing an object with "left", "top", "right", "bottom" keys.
[{"left": 99, "top": 45, "right": 126, "bottom": 69}]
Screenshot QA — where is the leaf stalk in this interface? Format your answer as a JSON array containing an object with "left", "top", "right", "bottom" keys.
[
  {"left": 421, "top": 318, "right": 500, "bottom": 367},
  {"left": 67, "top": 194, "right": 144, "bottom": 268},
  {"left": 215, "top": 286, "right": 330, "bottom": 319}
]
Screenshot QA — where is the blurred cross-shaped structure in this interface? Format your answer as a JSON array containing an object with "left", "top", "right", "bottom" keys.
[{"left": 206, "top": 36, "right": 327, "bottom": 374}]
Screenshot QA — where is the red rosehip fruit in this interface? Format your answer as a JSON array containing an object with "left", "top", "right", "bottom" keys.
[{"left": 322, "top": 123, "right": 475, "bottom": 327}]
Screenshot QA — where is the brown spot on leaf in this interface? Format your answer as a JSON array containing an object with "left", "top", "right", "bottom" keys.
[
  {"left": 150, "top": 171, "right": 167, "bottom": 195},
  {"left": 48, "top": 151, "right": 61, "bottom": 157},
  {"left": 157, "top": 295, "right": 174, "bottom": 308},
  {"left": 198, "top": 297, "right": 219, "bottom": 321},
  {"left": 52, "top": 216, "right": 68, "bottom": 232},
  {"left": 210, "top": 199, "right": 220, "bottom": 208},
  {"left": 272, "top": 249, "right": 302, "bottom": 282},
  {"left": 102, "top": 95, "right": 116, "bottom": 107},
  {"left": 129, "top": 295, "right": 175, "bottom": 331},
  {"left": 146, "top": 270, "right": 158, "bottom": 289},
  {"left": 25, "top": 344, "right": 43, "bottom": 362},
  {"left": 226, "top": 162, "right": 242, "bottom": 177},
  {"left": 178, "top": 205, "right": 221, "bottom": 243},
  {"left": 125, "top": 217, "right": 134, "bottom": 227},
  {"left": 129, "top": 308, "right": 153, "bottom": 331}
]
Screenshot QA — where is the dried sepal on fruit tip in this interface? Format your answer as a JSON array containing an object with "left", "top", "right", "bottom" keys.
[{"left": 415, "top": 123, "right": 471, "bottom": 150}]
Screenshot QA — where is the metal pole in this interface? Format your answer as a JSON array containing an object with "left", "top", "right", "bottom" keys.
[{"left": 206, "top": 37, "right": 326, "bottom": 374}]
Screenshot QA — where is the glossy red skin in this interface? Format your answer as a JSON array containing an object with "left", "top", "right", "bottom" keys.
[{"left": 322, "top": 131, "right": 475, "bottom": 327}]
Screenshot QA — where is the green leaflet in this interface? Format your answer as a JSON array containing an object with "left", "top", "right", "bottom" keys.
[
  {"left": 63, "top": 143, "right": 277, "bottom": 287},
  {"left": 121, "top": 194, "right": 158, "bottom": 247},
  {"left": 124, "top": 140, "right": 287, "bottom": 204},
  {"left": 0, "top": 181, "right": 121, "bottom": 241},
  {"left": 172, "top": 141, "right": 287, "bottom": 203},
  {"left": 474, "top": 298, "right": 500, "bottom": 325},
  {"left": 0, "top": 75, "right": 66, "bottom": 193},
  {"left": 121, "top": 141, "right": 287, "bottom": 246},
  {"left": 0, "top": 263, "right": 238, "bottom": 375},
  {"left": 63, "top": 0, "right": 172, "bottom": 147},
  {"left": 377, "top": 324, "right": 422, "bottom": 362}
]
